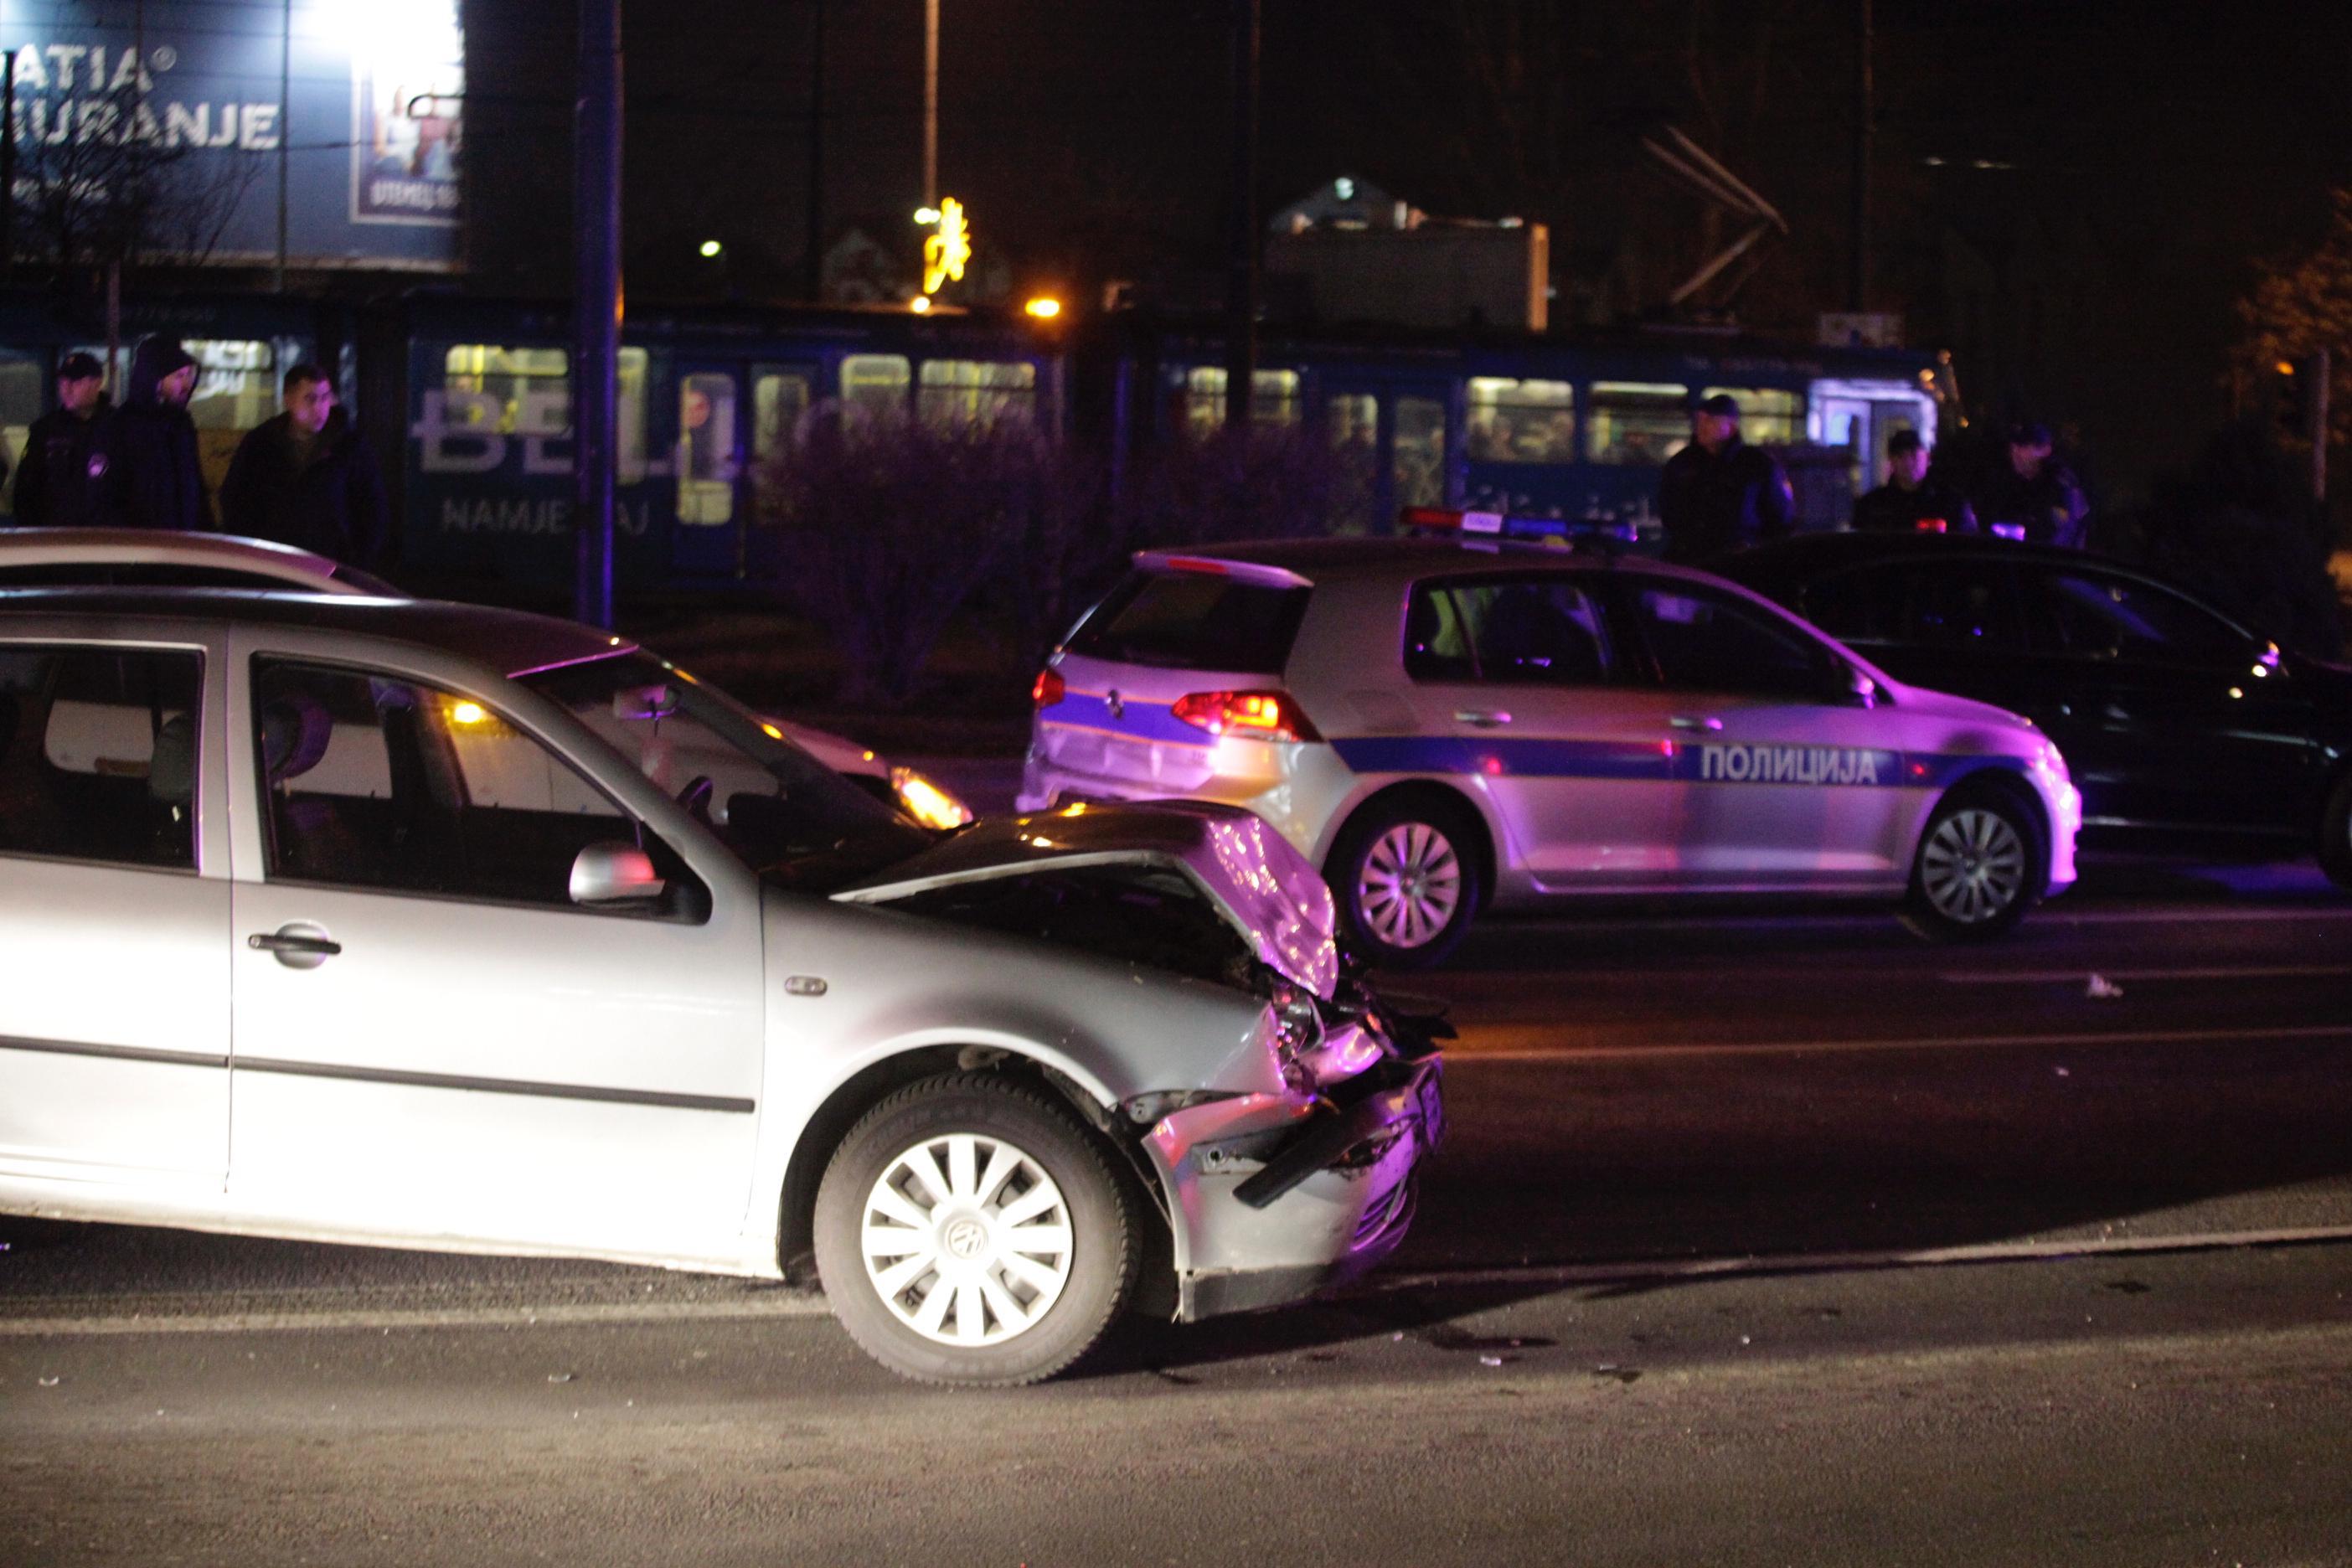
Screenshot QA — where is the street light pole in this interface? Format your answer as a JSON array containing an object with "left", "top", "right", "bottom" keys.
[
  {"left": 1222, "top": 0, "right": 1260, "bottom": 433},
  {"left": 922, "top": 0, "right": 938, "bottom": 210},
  {"left": 575, "top": 0, "right": 622, "bottom": 629},
  {"left": 1849, "top": 0, "right": 1873, "bottom": 312}
]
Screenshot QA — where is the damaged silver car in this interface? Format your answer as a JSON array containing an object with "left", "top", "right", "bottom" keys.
[{"left": 0, "top": 588, "right": 1443, "bottom": 1385}]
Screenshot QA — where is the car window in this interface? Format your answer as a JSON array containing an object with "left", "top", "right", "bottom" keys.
[
  {"left": 1629, "top": 584, "right": 1838, "bottom": 699},
  {"left": 1065, "top": 571, "right": 1311, "bottom": 673},
  {"left": 250, "top": 658, "right": 703, "bottom": 916},
  {"left": 0, "top": 563, "right": 323, "bottom": 591},
  {"left": 0, "top": 644, "right": 202, "bottom": 870},
  {"left": 2017, "top": 570, "right": 2250, "bottom": 664},
  {"left": 1803, "top": 560, "right": 2023, "bottom": 652},
  {"left": 1406, "top": 576, "right": 1612, "bottom": 685}
]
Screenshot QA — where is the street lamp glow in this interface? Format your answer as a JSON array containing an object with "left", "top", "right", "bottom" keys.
[
  {"left": 1024, "top": 297, "right": 1062, "bottom": 319},
  {"left": 914, "top": 207, "right": 941, "bottom": 225},
  {"left": 699, "top": 239, "right": 723, "bottom": 258},
  {"left": 910, "top": 295, "right": 933, "bottom": 314}
]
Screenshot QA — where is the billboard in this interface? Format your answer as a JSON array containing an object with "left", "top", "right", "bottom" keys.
[{"left": 7, "top": 0, "right": 463, "bottom": 270}]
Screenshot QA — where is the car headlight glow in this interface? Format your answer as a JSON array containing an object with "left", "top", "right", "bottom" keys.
[{"left": 890, "top": 767, "right": 973, "bottom": 830}]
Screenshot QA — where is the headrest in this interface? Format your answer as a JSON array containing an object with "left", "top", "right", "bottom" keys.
[
  {"left": 147, "top": 713, "right": 196, "bottom": 805},
  {"left": 260, "top": 697, "right": 335, "bottom": 785}
]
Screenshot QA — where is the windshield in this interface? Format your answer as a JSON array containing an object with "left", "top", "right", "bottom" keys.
[{"left": 524, "top": 651, "right": 935, "bottom": 890}]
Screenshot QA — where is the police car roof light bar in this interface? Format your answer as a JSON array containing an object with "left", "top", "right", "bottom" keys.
[{"left": 1399, "top": 508, "right": 1637, "bottom": 548}]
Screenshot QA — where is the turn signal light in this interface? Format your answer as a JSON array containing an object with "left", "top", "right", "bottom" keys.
[
  {"left": 1031, "top": 668, "right": 1065, "bottom": 708},
  {"left": 1170, "top": 689, "right": 1321, "bottom": 743}
]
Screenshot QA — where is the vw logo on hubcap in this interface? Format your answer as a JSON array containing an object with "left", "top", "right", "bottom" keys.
[
  {"left": 942, "top": 1217, "right": 988, "bottom": 1260},
  {"left": 1105, "top": 689, "right": 1125, "bottom": 720}
]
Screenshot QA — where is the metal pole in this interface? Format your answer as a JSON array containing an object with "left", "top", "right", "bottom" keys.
[
  {"left": 574, "top": 0, "right": 622, "bottom": 629},
  {"left": 2, "top": 50, "right": 15, "bottom": 282},
  {"left": 1222, "top": 0, "right": 1260, "bottom": 433},
  {"left": 921, "top": 0, "right": 938, "bottom": 209},
  {"left": 276, "top": 0, "right": 290, "bottom": 291},
  {"left": 1849, "top": 0, "right": 1872, "bottom": 312},
  {"left": 804, "top": 0, "right": 826, "bottom": 302}
]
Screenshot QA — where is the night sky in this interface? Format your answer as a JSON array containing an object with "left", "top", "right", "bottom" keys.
[{"left": 462, "top": 0, "right": 2352, "bottom": 497}]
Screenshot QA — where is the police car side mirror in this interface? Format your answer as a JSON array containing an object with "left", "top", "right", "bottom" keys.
[{"left": 1838, "top": 668, "right": 1880, "bottom": 708}]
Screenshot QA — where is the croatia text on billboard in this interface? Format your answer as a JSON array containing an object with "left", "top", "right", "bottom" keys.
[{"left": 7, "top": 1, "right": 462, "bottom": 270}]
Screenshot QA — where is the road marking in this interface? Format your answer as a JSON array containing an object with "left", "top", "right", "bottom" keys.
[
  {"left": 11, "top": 1226, "right": 2352, "bottom": 1339},
  {"left": 1448, "top": 1022, "right": 2352, "bottom": 1063},
  {"left": 1937, "top": 964, "right": 2352, "bottom": 985},
  {"left": 0, "top": 1293, "right": 833, "bottom": 1338},
  {"left": 1377, "top": 1225, "right": 2352, "bottom": 1295}
]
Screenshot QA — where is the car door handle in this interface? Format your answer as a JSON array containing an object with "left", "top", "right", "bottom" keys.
[
  {"left": 247, "top": 931, "right": 342, "bottom": 957},
  {"left": 1669, "top": 715, "right": 1723, "bottom": 731},
  {"left": 1454, "top": 710, "right": 1513, "bottom": 728}
]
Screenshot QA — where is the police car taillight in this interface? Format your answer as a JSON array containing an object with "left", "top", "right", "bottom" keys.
[
  {"left": 1913, "top": 517, "right": 1948, "bottom": 534},
  {"left": 1170, "top": 689, "right": 1322, "bottom": 744},
  {"left": 1032, "top": 668, "right": 1065, "bottom": 708}
]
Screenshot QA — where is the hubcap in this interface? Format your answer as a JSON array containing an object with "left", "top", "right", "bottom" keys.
[
  {"left": 1920, "top": 807, "right": 2027, "bottom": 925},
  {"left": 858, "top": 1132, "right": 1073, "bottom": 1347},
  {"left": 1356, "top": 820, "right": 1463, "bottom": 950}
]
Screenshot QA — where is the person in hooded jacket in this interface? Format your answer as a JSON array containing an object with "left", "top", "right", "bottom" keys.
[
  {"left": 94, "top": 336, "right": 210, "bottom": 531},
  {"left": 219, "top": 363, "right": 390, "bottom": 568}
]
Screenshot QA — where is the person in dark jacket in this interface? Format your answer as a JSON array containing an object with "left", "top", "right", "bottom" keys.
[
  {"left": 1978, "top": 420, "right": 2088, "bottom": 547},
  {"left": 1658, "top": 393, "right": 1795, "bottom": 564},
  {"left": 219, "top": 364, "right": 390, "bottom": 566},
  {"left": 95, "top": 336, "right": 209, "bottom": 531},
  {"left": 9, "top": 352, "right": 112, "bottom": 528},
  {"left": 1852, "top": 429, "right": 1978, "bottom": 534}
]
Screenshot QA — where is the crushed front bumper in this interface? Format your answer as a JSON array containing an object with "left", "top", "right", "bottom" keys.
[{"left": 1142, "top": 1050, "right": 1444, "bottom": 1323}]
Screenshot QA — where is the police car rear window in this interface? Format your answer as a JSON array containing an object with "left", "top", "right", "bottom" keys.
[{"left": 1065, "top": 571, "right": 1310, "bottom": 673}]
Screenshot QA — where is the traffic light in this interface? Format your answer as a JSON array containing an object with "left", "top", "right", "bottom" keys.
[{"left": 2273, "top": 353, "right": 2324, "bottom": 442}]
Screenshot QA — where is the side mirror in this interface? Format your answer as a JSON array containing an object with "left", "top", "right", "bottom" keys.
[
  {"left": 1840, "top": 668, "right": 1881, "bottom": 708},
  {"left": 570, "top": 842, "right": 667, "bottom": 907}
]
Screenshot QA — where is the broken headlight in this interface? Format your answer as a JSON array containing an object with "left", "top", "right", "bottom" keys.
[{"left": 1265, "top": 981, "right": 1325, "bottom": 1094}]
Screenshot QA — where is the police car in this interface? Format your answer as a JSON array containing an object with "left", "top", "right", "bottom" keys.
[{"left": 1019, "top": 511, "right": 2081, "bottom": 964}]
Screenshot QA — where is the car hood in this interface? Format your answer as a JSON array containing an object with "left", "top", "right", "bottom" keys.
[
  {"left": 1882, "top": 677, "right": 2037, "bottom": 735},
  {"left": 831, "top": 800, "right": 1340, "bottom": 998}
]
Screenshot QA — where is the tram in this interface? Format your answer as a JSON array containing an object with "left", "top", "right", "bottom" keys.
[{"left": 0, "top": 286, "right": 1942, "bottom": 590}]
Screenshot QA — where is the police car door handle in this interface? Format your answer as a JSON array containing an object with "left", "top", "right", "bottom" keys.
[
  {"left": 1669, "top": 714, "right": 1724, "bottom": 731},
  {"left": 1454, "top": 709, "right": 1513, "bottom": 727},
  {"left": 248, "top": 930, "right": 342, "bottom": 957}
]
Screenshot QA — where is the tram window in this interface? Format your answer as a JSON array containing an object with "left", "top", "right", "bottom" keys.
[
  {"left": 1699, "top": 386, "right": 1802, "bottom": 446},
  {"left": 677, "top": 374, "right": 737, "bottom": 527},
  {"left": 841, "top": 355, "right": 911, "bottom": 420},
  {"left": 754, "top": 370, "right": 813, "bottom": 468},
  {"left": 1588, "top": 382, "right": 1689, "bottom": 467},
  {"left": 1466, "top": 377, "right": 1573, "bottom": 464},
  {"left": 1169, "top": 366, "right": 1300, "bottom": 436},
  {"left": 0, "top": 352, "right": 42, "bottom": 516},
  {"left": 1394, "top": 396, "right": 1446, "bottom": 510},
  {"left": 436, "top": 344, "right": 647, "bottom": 480},
  {"left": 1328, "top": 393, "right": 1379, "bottom": 535},
  {"left": 917, "top": 359, "right": 1037, "bottom": 428}
]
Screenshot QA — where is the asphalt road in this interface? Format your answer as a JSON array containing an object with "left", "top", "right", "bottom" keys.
[{"left": 4, "top": 854, "right": 2350, "bottom": 1565}]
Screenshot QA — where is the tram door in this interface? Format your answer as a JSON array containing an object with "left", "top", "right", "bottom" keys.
[
  {"left": 668, "top": 361, "right": 820, "bottom": 579},
  {"left": 1318, "top": 377, "right": 1455, "bottom": 535}
]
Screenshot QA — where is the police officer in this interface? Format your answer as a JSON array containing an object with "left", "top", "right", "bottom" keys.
[
  {"left": 1978, "top": 420, "right": 2087, "bottom": 547},
  {"left": 95, "top": 336, "right": 209, "bottom": 532},
  {"left": 9, "top": 352, "right": 111, "bottom": 528},
  {"left": 1852, "top": 429, "right": 1977, "bottom": 534},
  {"left": 219, "top": 363, "right": 390, "bottom": 567},
  {"left": 1658, "top": 392, "right": 1794, "bottom": 564}
]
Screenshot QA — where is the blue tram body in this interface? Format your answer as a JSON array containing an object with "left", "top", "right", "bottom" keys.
[{"left": 0, "top": 289, "right": 1938, "bottom": 589}]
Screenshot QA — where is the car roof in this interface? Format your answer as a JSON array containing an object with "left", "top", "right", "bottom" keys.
[
  {"left": 1720, "top": 531, "right": 2135, "bottom": 585},
  {"left": 0, "top": 585, "right": 637, "bottom": 678},
  {"left": 0, "top": 527, "right": 369, "bottom": 588},
  {"left": 1143, "top": 535, "right": 1719, "bottom": 587}
]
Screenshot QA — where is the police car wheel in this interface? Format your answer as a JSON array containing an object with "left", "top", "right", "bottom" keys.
[
  {"left": 1906, "top": 794, "right": 2039, "bottom": 940},
  {"left": 1331, "top": 797, "right": 1482, "bottom": 968},
  {"left": 2318, "top": 772, "right": 2352, "bottom": 890},
  {"left": 812, "top": 1073, "right": 1140, "bottom": 1387}
]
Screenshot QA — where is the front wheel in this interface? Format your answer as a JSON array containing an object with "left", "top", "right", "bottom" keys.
[
  {"left": 1904, "top": 792, "right": 2040, "bottom": 941},
  {"left": 812, "top": 1073, "right": 1139, "bottom": 1386},
  {"left": 1328, "top": 796, "right": 1484, "bottom": 968}
]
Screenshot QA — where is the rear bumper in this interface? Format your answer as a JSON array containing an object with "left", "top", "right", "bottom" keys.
[{"left": 1143, "top": 1052, "right": 1443, "bottom": 1323}]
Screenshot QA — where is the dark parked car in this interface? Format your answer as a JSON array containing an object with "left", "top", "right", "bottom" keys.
[{"left": 1719, "top": 534, "right": 2352, "bottom": 885}]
